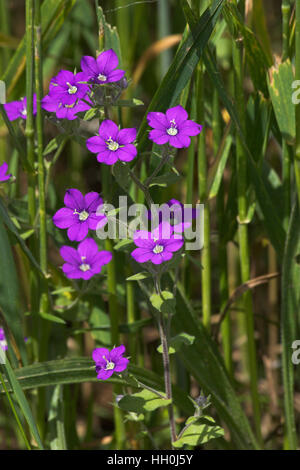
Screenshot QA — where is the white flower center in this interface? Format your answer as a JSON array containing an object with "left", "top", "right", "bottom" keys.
[
  {"left": 105, "top": 361, "right": 115, "bottom": 370},
  {"left": 153, "top": 244, "right": 164, "bottom": 254},
  {"left": 106, "top": 138, "right": 119, "bottom": 151},
  {"left": 67, "top": 83, "right": 78, "bottom": 95},
  {"left": 21, "top": 109, "right": 27, "bottom": 116},
  {"left": 78, "top": 210, "right": 89, "bottom": 221},
  {"left": 98, "top": 73, "right": 107, "bottom": 82},
  {"left": 102, "top": 355, "right": 115, "bottom": 370},
  {"left": 167, "top": 118, "right": 178, "bottom": 136},
  {"left": 79, "top": 263, "right": 90, "bottom": 272}
]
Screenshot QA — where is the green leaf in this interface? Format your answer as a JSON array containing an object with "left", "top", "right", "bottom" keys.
[
  {"left": 268, "top": 60, "right": 295, "bottom": 144},
  {"left": 0, "top": 358, "right": 193, "bottom": 417},
  {"left": 114, "top": 99, "right": 144, "bottom": 108},
  {"left": 113, "top": 161, "right": 130, "bottom": 191},
  {"left": 126, "top": 272, "right": 152, "bottom": 281},
  {"left": 1, "top": 357, "right": 43, "bottom": 449},
  {"left": 118, "top": 389, "right": 171, "bottom": 414},
  {"left": 280, "top": 201, "right": 300, "bottom": 449},
  {"left": 148, "top": 172, "right": 182, "bottom": 188},
  {"left": 0, "top": 198, "right": 44, "bottom": 276},
  {"left": 83, "top": 107, "right": 98, "bottom": 121},
  {"left": 157, "top": 333, "right": 195, "bottom": 355},
  {"left": 0, "top": 219, "right": 27, "bottom": 363},
  {"left": 48, "top": 385, "right": 67, "bottom": 450},
  {"left": 114, "top": 239, "right": 135, "bottom": 251},
  {"left": 173, "top": 421, "right": 224, "bottom": 448},
  {"left": 208, "top": 134, "right": 232, "bottom": 199},
  {"left": 150, "top": 291, "right": 176, "bottom": 314}
]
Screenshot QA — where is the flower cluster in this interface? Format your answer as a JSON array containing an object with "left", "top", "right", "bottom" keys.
[
  {"left": 53, "top": 189, "right": 111, "bottom": 280},
  {"left": 92, "top": 345, "right": 129, "bottom": 380}
]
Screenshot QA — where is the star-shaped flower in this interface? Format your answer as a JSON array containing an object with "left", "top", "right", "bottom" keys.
[
  {"left": 48, "top": 71, "right": 89, "bottom": 105},
  {"left": 81, "top": 49, "right": 125, "bottom": 85},
  {"left": 92, "top": 345, "right": 129, "bottom": 380},
  {"left": 86, "top": 119, "right": 137, "bottom": 165},
  {"left": 60, "top": 238, "right": 112, "bottom": 280},
  {"left": 147, "top": 105, "right": 202, "bottom": 148},
  {"left": 53, "top": 189, "right": 107, "bottom": 241},
  {"left": 131, "top": 222, "right": 184, "bottom": 265},
  {"left": 3, "top": 94, "right": 37, "bottom": 121}
]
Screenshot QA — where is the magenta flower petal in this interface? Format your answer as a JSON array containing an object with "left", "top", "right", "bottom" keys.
[
  {"left": 166, "top": 105, "right": 188, "bottom": 125},
  {"left": 53, "top": 207, "right": 76, "bottom": 229},
  {"left": 97, "top": 150, "right": 119, "bottom": 165},
  {"left": 86, "top": 136, "right": 106, "bottom": 153},
  {"left": 67, "top": 222, "right": 89, "bottom": 242},
  {"left": 147, "top": 112, "right": 169, "bottom": 130},
  {"left": 92, "top": 347, "right": 110, "bottom": 363},
  {"left": 114, "top": 357, "right": 129, "bottom": 372},
  {"left": 81, "top": 55, "right": 99, "bottom": 77},
  {"left": 97, "top": 49, "right": 119, "bottom": 75},
  {"left": 169, "top": 134, "right": 191, "bottom": 148},
  {"left": 97, "top": 369, "right": 115, "bottom": 380},
  {"left": 117, "top": 146, "right": 137, "bottom": 162},
  {"left": 107, "top": 69, "right": 125, "bottom": 82},
  {"left": 118, "top": 128, "right": 137, "bottom": 145},
  {"left": 110, "top": 344, "right": 126, "bottom": 359},
  {"left": 180, "top": 121, "right": 203, "bottom": 136},
  {"left": 60, "top": 246, "right": 80, "bottom": 264},
  {"left": 77, "top": 238, "right": 99, "bottom": 259},
  {"left": 131, "top": 247, "right": 153, "bottom": 263},
  {"left": 98, "top": 119, "right": 119, "bottom": 140},
  {"left": 64, "top": 188, "right": 85, "bottom": 209},
  {"left": 148, "top": 129, "right": 169, "bottom": 145},
  {"left": 0, "top": 162, "right": 12, "bottom": 182}
]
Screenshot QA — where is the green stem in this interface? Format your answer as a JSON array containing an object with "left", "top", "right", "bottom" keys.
[
  {"left": 213, "top": 87, "right": 233, "bottom": 377},
  {"left": 0, "top": 370, "right": 31, "bottom": 450},
  {"left": 106, "top": 224, "right": 125, "bottom": 449},
  {"left": 295, "top": 0, "right": 300, "bottom": 208},
  {"left": 25, "top": 0, "right": 36, "bottom": 227},
  {"left": 232, "top": 27, "right": 262, "bottom": 444},
  {"left": 282, "top": 0, "right": 290, "bottom": 61},
  {"left": 197, "top": 62, "right": 211, "bottom": 332}
]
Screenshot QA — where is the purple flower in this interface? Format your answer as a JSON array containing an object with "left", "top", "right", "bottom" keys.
[
  {"left": 131, "top": 222, "right": 184, "bottom": 265},
  {"left": 60, "top": 238, "right": 112, "bottom": 280},
  {"left": 48, "top": 71, "right": 89, "bottom": 105},
  {"left": 81, "top": 49, "right": 125, "bottom": 85},
  {"left": 147, "top": 199, "right": 198, "bottom": 232},
  {"left": 3, "top": 94, "right": 37, "bottom": 121},
  {"left": 92, "top": 345, "right": 129, "bottom": 380},
  {"left": 86, "top": 119, "right": 137, "bottom": 165},
  {"left": 41, "top": 93, "right": 91, "bottom": 120},
  {"left": 0, "top": 162, "right": 12, "bottom": 182},
  {"left": 0, "top": 328, "right": 7, "bottom": 352},
  {"left": 147, "top": 105, "right": 202, "bottom": 148},
  {"left": 53, "top": 189, "right": 107, "bottom": 241}
]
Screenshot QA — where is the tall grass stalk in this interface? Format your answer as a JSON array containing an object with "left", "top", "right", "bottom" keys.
[
  {"left": 197, "top": 63, "right": 211, "bottom": 332},
  {"left": 0, "top": 370, "right": 31, "bottom": 450},
  {"left": 294, "top": 0, "right": 300, "bottom": 207},
  {"left": 282, "top": 0, "right": 292, "bottom": 229},
  {"left": 231, "top": 24, "right": 262, "bottom": 443},
  {"left": 213, "top": 88, "right": 233, "bottom": 376}
]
